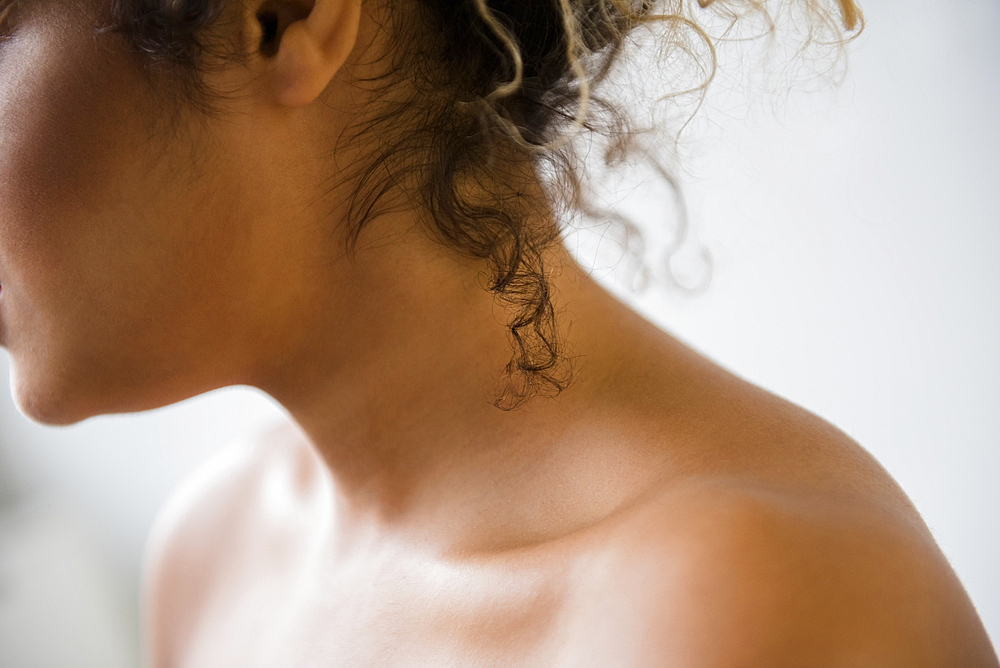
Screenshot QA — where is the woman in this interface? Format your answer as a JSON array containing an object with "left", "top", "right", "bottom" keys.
[{"left": 0, "top": 0, "right": 995, "bottom": 664}]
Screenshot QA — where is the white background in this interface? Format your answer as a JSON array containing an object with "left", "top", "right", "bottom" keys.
[{"left": 1, "top": 1, "right": 997, "bottom": 665}]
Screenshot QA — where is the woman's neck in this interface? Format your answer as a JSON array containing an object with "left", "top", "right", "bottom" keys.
[{"left": 251, "top": 212, "right": 674, "bottom": 556}]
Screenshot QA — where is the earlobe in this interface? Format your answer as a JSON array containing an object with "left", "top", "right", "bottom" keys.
[
  {"left": 271, "top": 22, "right": 330, "bottom": 108},
  {"left": 261, "top": 0, "right": 362, "bottom": 108}
]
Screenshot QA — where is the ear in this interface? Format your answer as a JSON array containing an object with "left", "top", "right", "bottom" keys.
[{"left": 251, "top": 0, "right": 363, "bottom": 108}]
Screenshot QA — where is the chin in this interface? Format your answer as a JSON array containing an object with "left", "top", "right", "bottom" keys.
[
  {"left": 5, "top": 336, "right": 236, "bottom": 425},
  {"left": 8, "top": 352, "right": 235, "bottom": 427},
  {"left": 9, "top": 369, "right": 92, "bottom": 427},
  {"left": 6, "top": 354, "right": 114, "bottom": 426}
]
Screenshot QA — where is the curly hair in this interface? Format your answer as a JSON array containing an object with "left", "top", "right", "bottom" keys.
[{"left": 89, "top": 0, "right": 862, "bottom": 409}]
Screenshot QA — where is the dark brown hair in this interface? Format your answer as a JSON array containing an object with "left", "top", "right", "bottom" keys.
[{"left": 94, "top": 0, "right": 863, "bottom": 409}]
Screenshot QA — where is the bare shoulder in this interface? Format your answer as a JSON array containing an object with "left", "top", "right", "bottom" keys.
[
  {"left": 578, "top": 476, "right": 999, "bottom": 667},
  {"left": 141, "top": 418, "right": 326, "bottom": 667},
  {"left": 568, "top": 346, "right": 1000, "bottom": 666}
]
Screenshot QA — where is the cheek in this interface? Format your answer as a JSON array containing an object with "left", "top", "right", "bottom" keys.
[
  {"left": 0, "top": 19, "right": 252, "bottom": 423},
  {"left": 0, "top": 33, "right": 156, "bottom": 420},
  {"left": 0, "top": 16, "right": 141, "bottom": 295}
]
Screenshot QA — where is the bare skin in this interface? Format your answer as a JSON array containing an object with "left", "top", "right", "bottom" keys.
[
  {"left": 142, "top": 265, "right": 999, "bottom": 667},
  {"left": 0, "top": 0, "right": 996, "bottom": 665}
]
